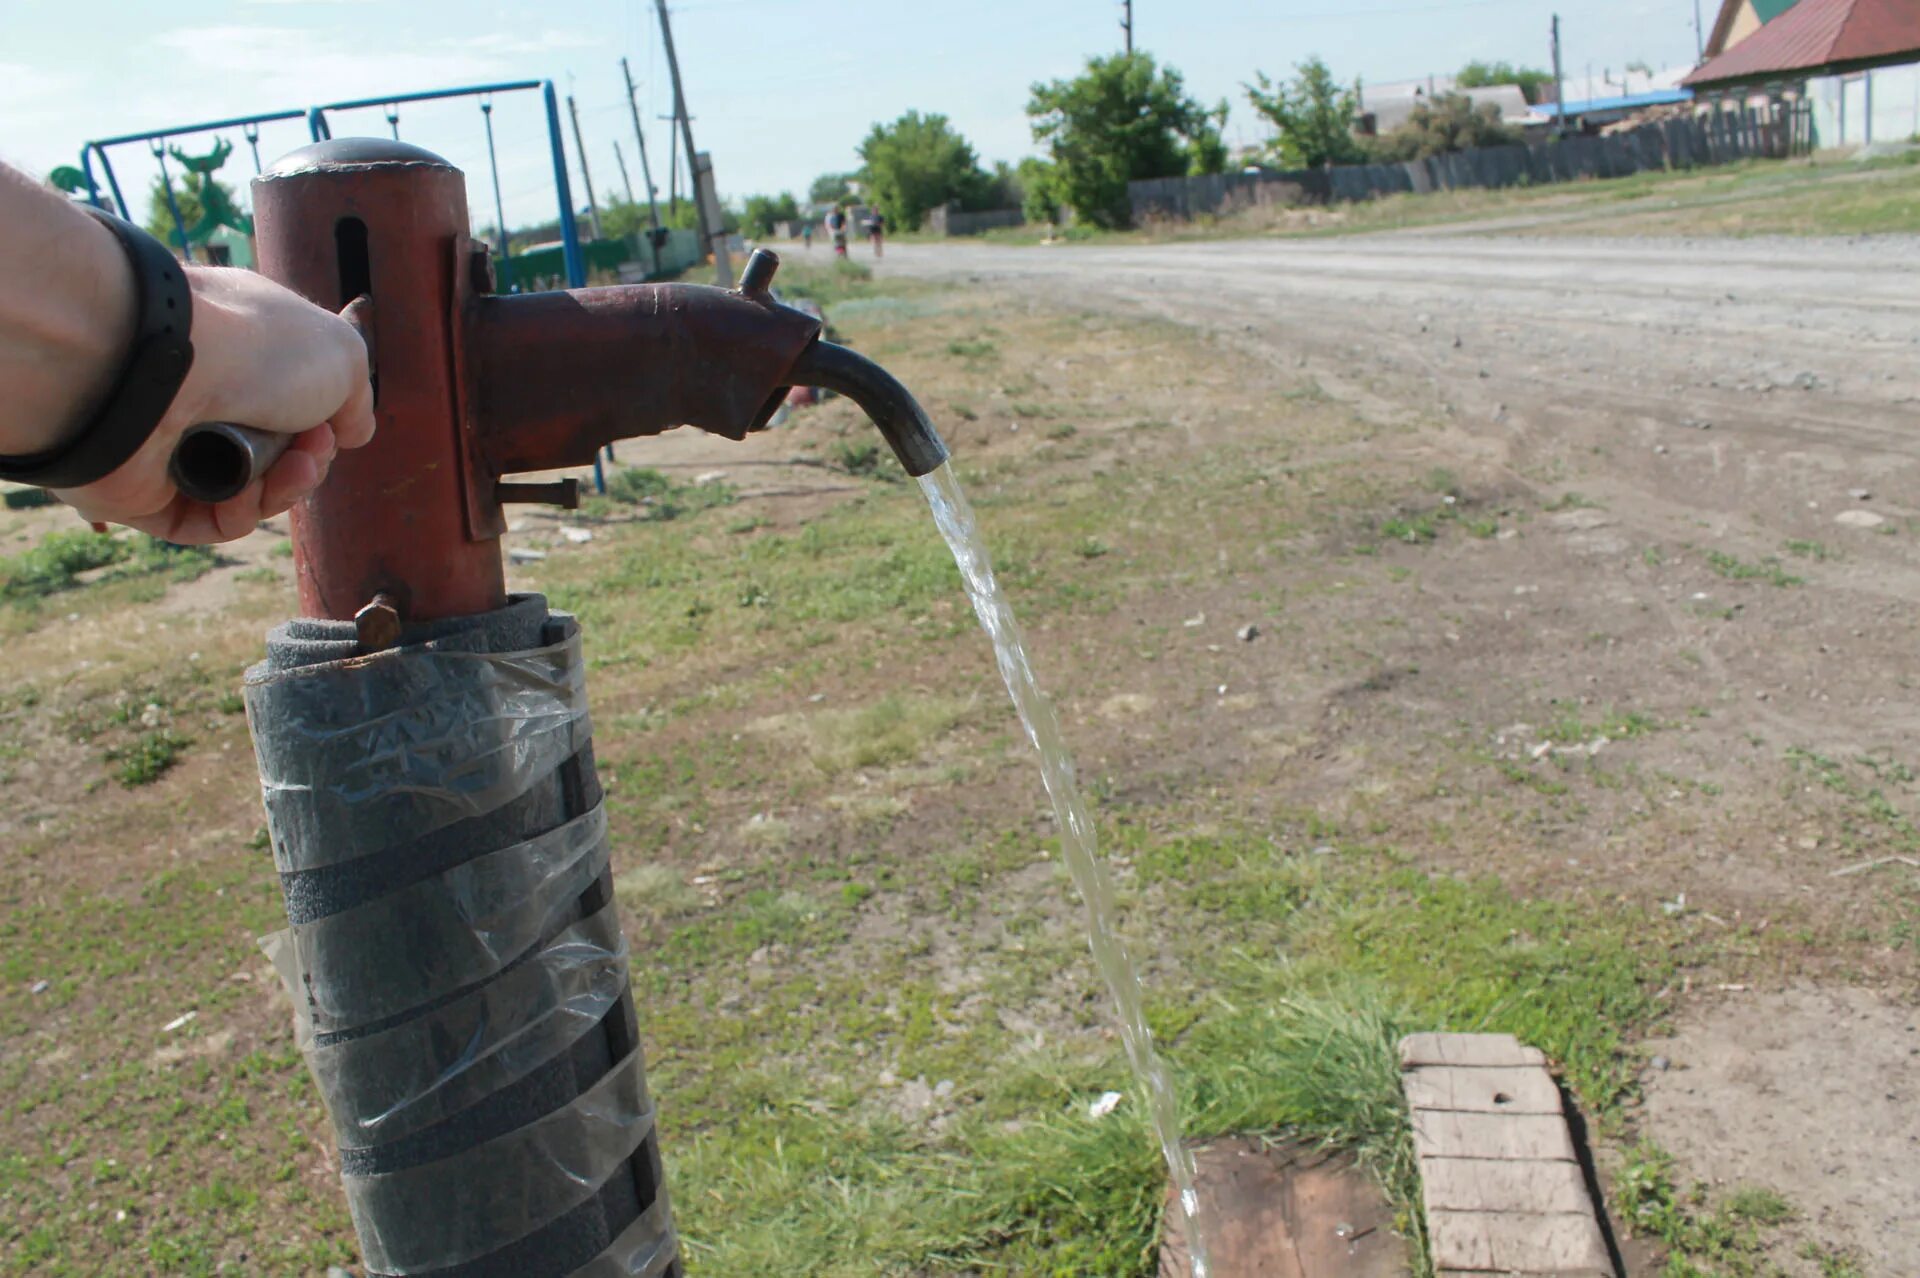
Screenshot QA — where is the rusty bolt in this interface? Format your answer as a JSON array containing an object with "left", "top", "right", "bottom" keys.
[
  {"left": 736, "top": 248, "right": 779, "bottom": 301},
  {"left": 353, "top": 592, "right": 404, "bottom": 653}
]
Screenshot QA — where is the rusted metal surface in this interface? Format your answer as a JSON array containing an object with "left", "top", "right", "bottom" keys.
[
  {"left": 252, "top": 139, "right": 506, "bottom": 622},
  {"left": 252, "top": 145, "right": 939, "bottom": 630},
  {"left": 1684, "top": 0, "right": 1920, "bottom": 87},
  {"left": 469, "top": 281, "right": 821, "bottom": 476}
]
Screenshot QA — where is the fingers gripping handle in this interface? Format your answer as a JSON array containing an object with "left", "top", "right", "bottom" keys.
[{"left": 168, "top": 296, "right": 375, "bottom": 504}]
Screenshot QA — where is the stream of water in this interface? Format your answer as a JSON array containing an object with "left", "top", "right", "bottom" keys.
[{"left": 918, "top": 462, "right": 1212, "bottom": 1277}]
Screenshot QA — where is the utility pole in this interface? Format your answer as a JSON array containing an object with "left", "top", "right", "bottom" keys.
[
  {"left": 1550, "top": 14, "right": 1568, "bottom": 137},
  {"left": 565, "top": 93, "right": 604, "bottom": 240},
  {"left": 654, "top": 0, "right": 714, "bottom": 265},
  {"left": 1692, "top": 0, "right": 1705, "bottom": 61},
  {"left": 1120, "top": 0, "right": 1133, "bottom": 54},
  {"left": 613, "top": 141, "right": 636, "bottom": 205},
  {"left": 661, "top": 118, "right": 680, "bottom": 218},
  {"left": 619, "top": 56, "right": 665, "bottom": 247}
]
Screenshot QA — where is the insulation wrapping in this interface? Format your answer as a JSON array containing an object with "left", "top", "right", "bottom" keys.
[{"left": 246, "top": 607, "right": 676, "bottom": 1276}]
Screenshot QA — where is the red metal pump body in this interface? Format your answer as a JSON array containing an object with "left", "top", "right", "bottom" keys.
[{"left": 251, "top": 138, "right": 820, "bottom": 625}]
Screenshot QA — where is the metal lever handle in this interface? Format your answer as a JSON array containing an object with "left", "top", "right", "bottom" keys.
[
  {"left": 166, "top": 295, "right": 375, "bottom": 505},
  {"left": 170, "top": 423, "right": 294, "bottom": 503}
]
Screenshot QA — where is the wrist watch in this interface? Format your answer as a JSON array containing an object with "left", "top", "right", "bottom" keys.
[{"left": 0, "top": 206, "right": 195, "bottom": 490}]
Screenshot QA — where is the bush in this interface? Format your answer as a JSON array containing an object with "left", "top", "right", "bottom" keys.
[{"left": 1366, "top": 92, "right": 1523, "bottom": 162}]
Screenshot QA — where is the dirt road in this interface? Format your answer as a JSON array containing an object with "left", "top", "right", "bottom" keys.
[{"left": 881, "top": 230, "right": 1920, "bottom": 1271}]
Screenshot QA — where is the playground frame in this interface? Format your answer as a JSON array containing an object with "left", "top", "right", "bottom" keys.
[{"left": 77, "top": 79, "right": 586, "bottom": 290}]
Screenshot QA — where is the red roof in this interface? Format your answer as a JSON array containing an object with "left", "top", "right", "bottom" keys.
[{"left": 1684, "top": 0, "right": 1920, "bottom": 86}]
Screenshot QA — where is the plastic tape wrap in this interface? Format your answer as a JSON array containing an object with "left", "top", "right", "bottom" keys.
[
  {"left": 246, "top": 631, "right": 590, "bottom": 872},
  {"left": 346, "top": 1045, "right": 655, "bottom": 1275},
  {"left": 265, "top": 902, "right": 629, "bottom": 1147},
  {"left": 576, "top": 1199, "right": 678, "bottom": 1278},
  {"left": 261, "top": 802, "right": 610, "bottom": 1030}
]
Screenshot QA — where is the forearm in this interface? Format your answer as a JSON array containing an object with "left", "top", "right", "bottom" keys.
[{"left": 0, "top": 160, "right": 137, "bottom": 457}]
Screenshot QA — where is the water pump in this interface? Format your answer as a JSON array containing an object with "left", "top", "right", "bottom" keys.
[{"left": 229, "top": 138, "right": 945, "bottom": 1278}]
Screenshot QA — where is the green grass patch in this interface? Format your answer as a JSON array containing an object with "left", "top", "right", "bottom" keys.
[
  {"left": 1704, "top": 549, "right": 1800, "bottom": 587},
  {"left": 106, "top": 729, "right": 190, "bottom": 787},
  {"left": 592, "top": 467, "right": 737, "bottom": 521},
  {"left": 658, "top": 820, "right": 1677, "bottom": 1275},
  {"left": 1615, "top": 1142, "right": 1800, "bottom": 1276},
  {"left": 0, "top": 529, "right": 215, "bottom": 606}
]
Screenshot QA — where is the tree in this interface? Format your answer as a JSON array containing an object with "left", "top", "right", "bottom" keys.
[
  {"left": 1245, "top": 57, "right": 1366, "bottom": 170},
  {"left": 1365, "top": 92, "right": 1523, "bottom": 162},
  {"left": 809, "top": 171, "right": 857, "bottom": 205},
  {"left": 1027, "top": 52, "right": 1224, "bottom": 229},
  {"left": 1456, "top": 59, "right": 1555, "bottom": 104},
  {"left": 1016, "top": 157, "right": 1061, "bottom": 225},
  {"left": 856, "top": 111, "right": 993, "bottom": 230},
  {"left": 738, "top": 192, "right": 801, "bottom": 237},
  {"left": 147, "top": 171, "right": 247, "bottom": 255},
  {"left": 147, "top": 174, "right": 208, "bottom": 249}
]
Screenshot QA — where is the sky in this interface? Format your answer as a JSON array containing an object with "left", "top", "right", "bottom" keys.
[{"left": 1, "top": 0, "right": 1707, "bottom": 235}]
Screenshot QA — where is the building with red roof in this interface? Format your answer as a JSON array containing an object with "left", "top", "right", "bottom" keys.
[{"left": 1685, "top": 0, "right": 1920, "bottom": 147}]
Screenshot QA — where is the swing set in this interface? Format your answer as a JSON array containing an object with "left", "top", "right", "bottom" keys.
[{"left": 76, "top": 79, "right": 585, "bottom": 293}]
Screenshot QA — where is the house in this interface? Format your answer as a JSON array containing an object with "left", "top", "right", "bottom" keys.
[
  {"left": 1684, "top": 0, "right": 1920, "bottom": 147},
  {"left": 1357, "top": 78, "right": 1549, "bottom": 135},
  {"left": 1703, "top": 0, "right": 1805, "bottom": 59}
]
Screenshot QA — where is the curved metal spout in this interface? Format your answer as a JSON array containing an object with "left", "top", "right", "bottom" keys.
[{"left": 790, "top": 340, "right": 950, "bottom": 478}]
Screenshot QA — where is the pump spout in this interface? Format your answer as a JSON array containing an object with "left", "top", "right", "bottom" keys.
[
  {"left": 788, "top": 339, "right": 949, "bottom": 478},
  {"left": 470, "top": 247, "right": 947, "bottom": 484}
]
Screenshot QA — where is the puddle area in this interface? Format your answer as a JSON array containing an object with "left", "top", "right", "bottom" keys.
[{"left": 919, "top": 462, "right": 1212, "bottom": 1277}]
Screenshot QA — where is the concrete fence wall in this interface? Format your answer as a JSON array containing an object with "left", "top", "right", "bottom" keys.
[
  {"left": 927, "top": 203, "right": 1028, "bottom": 236},
  {"left": 1129, "top": 106, "right": 1790, "bottom": 223}
]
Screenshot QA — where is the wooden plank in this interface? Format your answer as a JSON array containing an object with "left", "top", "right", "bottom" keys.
[
  {"left": 1428, "top": 1209, "right": 1612, "bottom": 1276},
  {"left": 1399, "top": 1032, "right": 1546, "bottom": 1069},
  {"left": 1157, "top": 1138, "right": 1408, "bottom": 1278},
  {"left": 1404, "top": 1065, "right": 1564, "bottom": 1116},
  {"left": 1418, "top": 1157, "right": 1594, "bottom": 1216},
  {"left": 1410, "top": 1110, "right": 1576, "bottom": 1163}
]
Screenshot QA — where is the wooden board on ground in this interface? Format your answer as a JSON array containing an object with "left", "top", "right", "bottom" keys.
[
  {"left": 1158, "top": 1137, "right": 1409, "bottom": 1278},
  {"left": 1401, "top": 1032, "right": 1617, "bottom": 1278}
]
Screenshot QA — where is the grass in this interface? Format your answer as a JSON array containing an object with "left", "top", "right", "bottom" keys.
[
  {"left": 1614, "top": 1142, "right": 1801, "bottom": 1277},
  {"left": 1705, "top": 549, "right": 1802, "bottom": 587},
  {"left": 106, "top": 729, "right": 190, "bottom": 787},
  {"left": 0, "top": 263, "right": 1850, "bottom": 1275},
  {"left": 983, "top": 154, "right": 1920, "bottom": 246},
  {"left": 584, "top": 466, "right": 737, "bottom": 521},
  {"left": 658, "top": 826, "right": 1677, "bottom": 1275}
]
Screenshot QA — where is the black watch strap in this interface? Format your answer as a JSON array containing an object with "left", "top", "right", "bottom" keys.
[{"left": 0, "top": 207, "right": 195, "bottom": 490}]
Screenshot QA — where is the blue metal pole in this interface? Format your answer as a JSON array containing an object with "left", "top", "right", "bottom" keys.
[
  {"left": 542, "top": 81, "right": 586, "bottom": 290},
  {"left": 308, "top": 108, "right": 332, "bottom": 142},
  {"left": 91, "top": 109, "right": 305, "bottom": 151},
  {"left": 151, "top": 142, "right": 193, "bottom": 261},
  {"left": 80, "top": 147, "right": 108, "bottom": 211},
  {"left": 314, "top": 80, "right": 544, "bottom": 114}
]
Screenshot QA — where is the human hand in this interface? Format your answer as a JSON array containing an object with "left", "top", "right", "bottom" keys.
[{"left": 53, "top": 266, "right": 374, "bottom": 544}]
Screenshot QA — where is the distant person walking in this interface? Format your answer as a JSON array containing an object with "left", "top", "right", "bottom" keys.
[
  {"left": 866, "top": 210, "right": 886, "bottom": 258},
  {"left": 801, "top": 219, "right": 813, "bottom": 250},
  {"left": 824, "top": 205, "right": 849, "bottom": 258}
]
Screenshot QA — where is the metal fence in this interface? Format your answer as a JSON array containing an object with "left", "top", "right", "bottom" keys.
[{"left": 1129, "top": 106, "right": 1790, "bottom": 223}]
